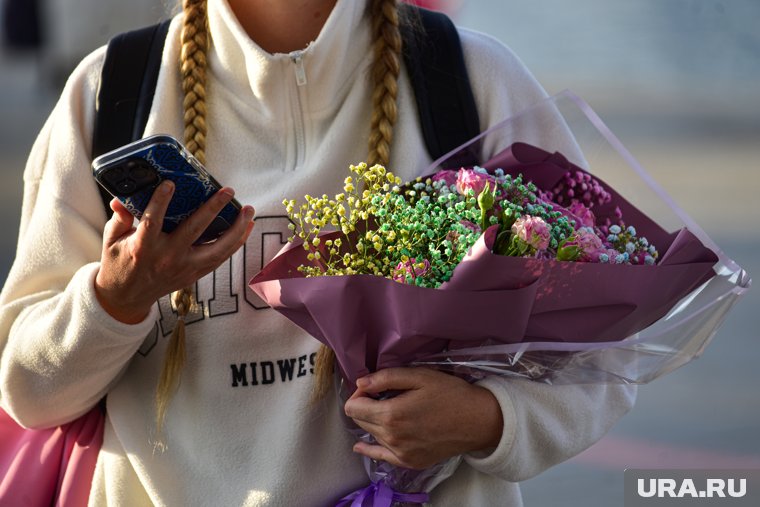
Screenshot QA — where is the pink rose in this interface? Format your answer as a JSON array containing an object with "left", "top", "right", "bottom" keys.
[
  {"left": 572, "top": 228, "right": 605, "bottom": 261},
  {"left": 568, "top": 202, "right": 596, "bottom": 228},
  {"left": 455, "top": 169, "right": 497, "bottom": 196},
  {"left": 511, "top": 216, "right": 550, "bottom": 251}
]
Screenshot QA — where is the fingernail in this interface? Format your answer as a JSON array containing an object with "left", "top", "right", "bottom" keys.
[
  {"left": 244, "top": 206, "right": 255, "bottom": 221},
  {"left": 160, "top": 180, "right": 174, "bottom": 194},
  {"left": 356, "top": 377, "right": 370, "bottom": 389},
  {"left": 221, "top": 188, "right": 235, "bottom": 199}
]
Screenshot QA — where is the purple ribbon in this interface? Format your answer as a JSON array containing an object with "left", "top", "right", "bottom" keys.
[{"left": 335, "top": 481, "right": 430, "bottom": 507}]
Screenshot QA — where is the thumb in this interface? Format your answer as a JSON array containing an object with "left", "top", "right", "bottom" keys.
[{"left": 103, "top": 198, "right": 136, "bottom": 242}]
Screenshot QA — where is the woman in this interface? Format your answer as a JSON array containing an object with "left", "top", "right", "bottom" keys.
[{"left": 0, "top": 0, "right": 635, "bottom": 504}]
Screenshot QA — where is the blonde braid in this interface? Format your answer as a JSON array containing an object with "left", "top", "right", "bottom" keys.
[
  {"left": 154, "top": 0, "right": 209, "bottom": 438},
  {"left": 181, "top": 0, "right": 209, "bottom": 165},
  {"left": 313, "top": 0, "right": 402, "bottom": 402},
  {"left": 367, "top": 0, "right": 401, "bottom": 167}
]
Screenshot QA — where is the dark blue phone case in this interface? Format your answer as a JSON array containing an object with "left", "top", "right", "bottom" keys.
[{"left": 93, "top": 135, "right": 241, "bottom": 244}]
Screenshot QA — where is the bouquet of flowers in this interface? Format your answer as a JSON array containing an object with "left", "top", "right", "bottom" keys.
[{"left": 249, "top": 91, "right": 750, "bottom": 505}]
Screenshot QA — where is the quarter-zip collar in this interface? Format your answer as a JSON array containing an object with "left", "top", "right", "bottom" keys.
[{"left": 208, "top": 0, "right": 372, "bottom": 117}]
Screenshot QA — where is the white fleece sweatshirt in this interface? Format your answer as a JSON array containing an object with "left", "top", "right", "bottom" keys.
[{"left": 0, "top": 0, "right": 635, "bottom": 505}]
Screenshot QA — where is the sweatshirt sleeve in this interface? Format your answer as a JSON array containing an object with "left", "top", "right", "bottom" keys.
[
  {"left": 458, "top": 28, "right": 584, "bottom": 163},
  {"left": 0, "top": 48, "right": 158, "bottom": 429},
  {"left": 456, "top": 29, "right": 637, "bottom": 481},
  {"left": 459, "top": 28, "right": 549, "bottom": 137},
  {"left": 466, "top": 377, "right": 636, "bottom": 481}
]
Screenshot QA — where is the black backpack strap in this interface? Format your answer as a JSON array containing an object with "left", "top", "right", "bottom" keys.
[
  {"left": 92, "top": 19, "right": 172, "bottom": 216},
  {"left": 400, "top": 5, "right": 481, "bottom": 167}
]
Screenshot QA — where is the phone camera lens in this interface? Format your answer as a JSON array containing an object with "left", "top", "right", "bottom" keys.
[
  {"left": 117, "top": 178, "right": 138, "bottom": 194},
  {"left": 133, "top": 166, "right": 149, "bottom": 180}
]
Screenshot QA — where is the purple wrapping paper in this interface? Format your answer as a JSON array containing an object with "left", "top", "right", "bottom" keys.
[{"left": 249, "top": 143, "right": 718, "bottom": 388}]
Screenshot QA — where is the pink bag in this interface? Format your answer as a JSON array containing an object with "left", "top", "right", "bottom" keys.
[{"left": 0, "top": 405, "right": 104, "bottom": 507}]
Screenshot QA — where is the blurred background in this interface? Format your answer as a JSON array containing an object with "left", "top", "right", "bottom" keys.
[{"left": 1, "top": 0, "right": 758, "bottom": 505}]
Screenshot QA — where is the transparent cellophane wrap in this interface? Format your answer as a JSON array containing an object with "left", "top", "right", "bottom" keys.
[{"left": 409, "top": 90, "right": 751, "bottom": 387}]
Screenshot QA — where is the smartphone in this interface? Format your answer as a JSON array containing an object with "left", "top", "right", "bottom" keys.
[{"left": 93, "top": 134, "right": 241, "bottom": 244}]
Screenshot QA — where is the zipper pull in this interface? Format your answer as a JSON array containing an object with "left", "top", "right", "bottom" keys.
[{"left": 291, "top": 51, "right": 307, "bottom": 86}]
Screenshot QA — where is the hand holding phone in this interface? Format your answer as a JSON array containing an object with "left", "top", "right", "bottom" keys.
[
  {"left": 92, "top": 135, "right": 255, "bottom": 324},
  {"left": 93, "top": 134, "right": 242, "bottom": 244}
]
